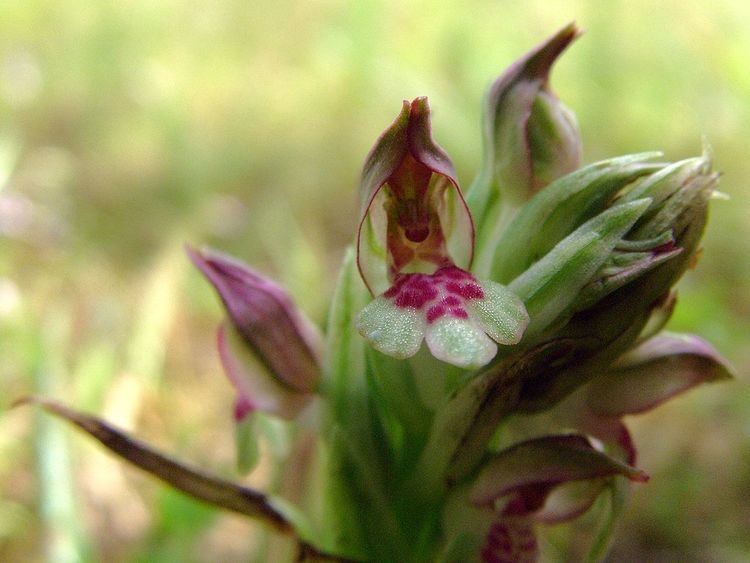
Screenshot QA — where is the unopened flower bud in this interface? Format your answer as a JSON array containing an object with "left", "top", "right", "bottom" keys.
[
  {"left": 509, "top": 198, "right": 652, "bottom": 339},
  {"left": 469, "top": 23, "right": 583, "bottom": 272},
  {"left": 491, "top": 153, "right": 663, "bottom": 283},
  {"left": 188, "top": 246, "right": 322, "bottom": 419},
  {"left": 558, "top": 153, "right": 718, "bottom": 357}
]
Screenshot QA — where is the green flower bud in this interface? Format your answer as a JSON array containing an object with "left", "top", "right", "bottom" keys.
[
  {"left": 491, "top": 153, "right": 663, "bottom": 283},
  {"left": 559, "top": 152, "right": 718, "bottom": 355},
  {"left": 514, "top": 153, "right": 720, "bottom": 410},
  {"left": 469, "top": 23, "right": 582, "bottom": 274},
  {"left": 509, "top": 198, "right": 652, "bottom": 340}
]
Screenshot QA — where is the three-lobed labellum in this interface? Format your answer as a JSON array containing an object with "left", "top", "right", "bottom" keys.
[{"left": 357, "top": 265, "right": 528, "bottom": 370}]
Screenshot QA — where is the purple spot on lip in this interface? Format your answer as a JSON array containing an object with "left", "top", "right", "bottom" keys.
[
  {"left": 383, "top": 286, "right": 399, "bottom": 298},
  {"left": 447, "top": 281, "right": 484, "bottom": 300},
  {"left": 427, "top": 305, "right": 446, "bottom": 323},
  {"left": 450, "top": 307, "right": 468, "bottom": 319},
  {"left": 384, "top": 275, "right": 408, "bottom": 298},
  {"left": 442, "top": 295, "right": 461, "bottom": 307},
  {"left": 446, "top": 281, "right": 463, "bottom": 295},
  {"left": 408, "top": 278, "right": 431, "bottom": 291},
  {"left": 388, "top": 272, "right": 441, "bottom": 308},
  {"left": 461, "top": 283, "right": 484, "bottom": 300},
  {"left": 395, "top": 289, "right": 430, "bottom": 309},
  {"left": 435, "top": 266, "right": 472, "bottom": 280},
  {"left": 407, "top": 278, "right": 439, "bottom": 300}
]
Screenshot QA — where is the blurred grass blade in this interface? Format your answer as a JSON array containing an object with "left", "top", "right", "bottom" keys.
[
  {"left": 33, "top": 310, "right": 91, "bottom": 563},
  {"left": 17, "top": 397, "right": 294, "bottom": 531},
  {"left": 127, "top": 239, "right": 187, "bottom": 388}
]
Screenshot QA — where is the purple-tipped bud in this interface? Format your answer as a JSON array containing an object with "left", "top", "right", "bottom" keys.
[
  {"left": 187, "top": 246, "right": 322, "bottom": 419},
  {"left": 469, "top": 23, "right": 582, "bottom": 250},
  {"left": 587, "top": 332, "right": 734, "bottom": 416}
]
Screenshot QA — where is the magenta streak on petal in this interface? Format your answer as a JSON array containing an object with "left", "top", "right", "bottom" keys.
[
  {"left": 446, "top": 281, "right": 485, "bottom": 300},
  {"left": 441, "top": 295, "right": 461, "bottom": 307},
  {"left": 406, "top": 277, "right": 435, "bottom": 293},
  {"left": 383, "top": 276, "right": 407, "bottom": 298},
  {"left": 395, "top": 289, "right": 433, "bottom": 309},
  {"left": 427, "top": 305, "right": 446, "bottom": 323},
  {"left": 461, "top": 283, "right": 485, "bottom": 300},
  {"left": 434, "top": 265, "right": 473, "bottom": 280},
  {"left": 445, "top": 282, "right": 462, "bottom": 295},
  {"left": 450, "top": 308, "right": 469, "bottom": 319}
]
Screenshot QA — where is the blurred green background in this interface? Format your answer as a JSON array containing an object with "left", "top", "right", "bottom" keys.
[{"left": 1, "top": 0, "right": 748, "bottom": 561}]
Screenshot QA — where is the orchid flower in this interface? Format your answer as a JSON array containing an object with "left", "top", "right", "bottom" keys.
[{"left": 355, "top": 97, "right": 528, "bottom": 369}]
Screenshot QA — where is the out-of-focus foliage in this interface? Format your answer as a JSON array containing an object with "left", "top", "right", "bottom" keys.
[{"left": 0, "top": 1, "right": 747, "bottom": 561}]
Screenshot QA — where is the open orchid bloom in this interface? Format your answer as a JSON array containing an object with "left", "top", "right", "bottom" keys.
[
  {"left": 356, "top": 97, "right": 474, "bottom": 294},
  {"left": 355, "top": 98, "right": 528, "bottom": 369}
]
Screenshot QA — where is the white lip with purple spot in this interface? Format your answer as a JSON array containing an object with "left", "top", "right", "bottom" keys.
[{"left": 357, "top": 265, "right": 529, "bottom": 369}]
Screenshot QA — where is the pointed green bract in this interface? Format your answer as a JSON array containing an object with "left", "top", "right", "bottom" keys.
[
  {"left": 491, "top": 154, "right": 662, "bottom": 283},
  {"left": 510, "top": 198, "right": 652, "bottom": 338},
  {"left": 571, "top": 245, "right": 682, "bottom": 312}
]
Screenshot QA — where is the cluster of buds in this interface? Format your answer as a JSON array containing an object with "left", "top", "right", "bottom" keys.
[{"left": 24, "top": 24, "right": 732, "bottom": 563}]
